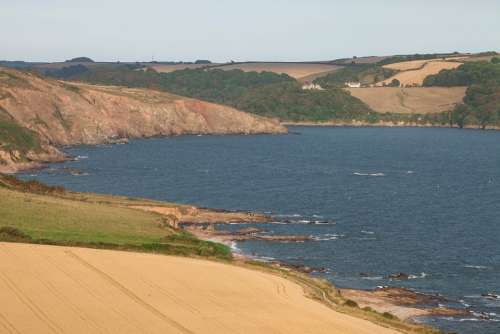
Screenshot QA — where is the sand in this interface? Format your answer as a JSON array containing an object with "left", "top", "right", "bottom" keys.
[
  {"left": 0, "top": 242, "right": 401, "bottom": 334},
  {"left": 347, "top": 87, "right": 466, "bottom": 114}
]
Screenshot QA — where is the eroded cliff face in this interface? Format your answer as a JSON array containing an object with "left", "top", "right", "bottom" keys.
[{"left": 0, "top": 68, "right": 286, "bottom": 172}]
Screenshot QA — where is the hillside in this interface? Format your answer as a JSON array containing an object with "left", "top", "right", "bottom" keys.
[
  {"left": 20, "top": 51, "right": 499, "bottom": 128},
  {"left": 0, "top": 67, "right": 286, "bottom": 172},
  {"left": 47, "top": 65, "right": 376, "bottom": 122}
]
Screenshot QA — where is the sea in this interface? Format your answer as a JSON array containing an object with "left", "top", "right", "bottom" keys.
[{"left": 20, "top": 126, "right": 500, "bottom": 334}]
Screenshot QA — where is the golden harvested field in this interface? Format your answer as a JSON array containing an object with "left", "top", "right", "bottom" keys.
[
  {"left": 0, "top": 242, "right": 402, "bottom": 334},
  {"left": 214, "top": 62, "right": 342, "bottom": 80},
  {"left": 382, "top": 59, "right": 436, "bottom": 71},
  {"left": 347, "top": 87, "right": 466, "bottom": 114},
  {"left": 378, "top": 61, "right": 462, "bottom": 86}
]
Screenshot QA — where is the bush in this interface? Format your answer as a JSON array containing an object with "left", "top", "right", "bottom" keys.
[
  {"left": 388, "top": 79, "right": 400, "bottom": 87},
  {"left": 344, "top": 299, "right": 359, "bottom": 308},
  {"left": 382, "top": 312, "right": 397, "bottom": 320},
  {"left": 0, "top": 226, "right": 32, "bottom": 241},
  {"left": 0, "top": 174, "right": 65, "bottom": 194}
]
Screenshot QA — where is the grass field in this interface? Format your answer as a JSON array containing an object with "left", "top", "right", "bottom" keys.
[
  {"left": 0, "top": 175, "right": 231, "bottom": 259},
  {"left": 347, "top": 87, "right": 466, "bottom": 114}
]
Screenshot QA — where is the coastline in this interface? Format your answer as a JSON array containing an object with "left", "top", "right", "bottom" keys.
[
  {"left": 5, "top": 149, "right": 472, "bottom": 331},
  {"left": 185, "top": 221, "right": 469, "bottom": 325},
  {"left": 282, "top": 120, "right": 500, "bottom": 130},
  {"left": 0, "top": 175, "right": 440, "bottom": 334}
]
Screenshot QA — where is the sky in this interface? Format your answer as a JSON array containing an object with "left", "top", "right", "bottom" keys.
[{"left": 1, "top": 0, "right": 499, "bottom": 63}]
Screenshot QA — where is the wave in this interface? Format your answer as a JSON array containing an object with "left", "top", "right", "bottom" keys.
[
  {"left": 229, "top": 241, "right": 241, "bottom": 253},
  {"left": 353, "top": 172, "right": 385, "bottom": 177},
  {"left": 75, "top": 155, "right": 88, "bottom": 160},
  {"left": 408, "top": 272, "right": 429, "bottom": 279},
  {"left": 361, "top": 230, "right": 375, "bottom": 234},
  {"left": 269, "top": 220, "right": 336, "bottom": 225},
  {"left": 312, "top": 233, "right": 344, "bottom": 241},
  {"left": 361, "top": 276, "right": 384, "bottom": 280},
  {"left": 464, "top": 265, "right": 489, "bottom": 270}
]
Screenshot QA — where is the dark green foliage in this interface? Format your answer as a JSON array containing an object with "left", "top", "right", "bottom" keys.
[
  {"left": 492, "top": 57, "right": 500, "bottom": 64},
  {"left": 314, "top": 64, "right": 396, "bottom": 88},
  {"left": 0, "top": 174, "right": 65, "bottom": 194},
  {"left": 65, "top": 57, "right": 94, "bottom": 63},
  {"left": 233, "top": 82, "right": 374, "bottom": 121},
  {"left": 344, "top": 299, "right": 359, "bottom": 307},
  {"left": 464, "top": 84, "right": 500, "bottom": 129},
  {"left": 422, "top": 60, "right": 500, "bottom": 128},
  {"left": 423, "top": 61, "right": 500, "bottom": 87},
  {"left": 0, "top": 110, "right": 42, "bottom": 154},
  {"left": 388, "top": 78, "right": 401, "bottom": 87},
  {"left": 0, "top": 226, "right": 32, "bottom": 241},
  {"left": 156, "top": 68, "right": 293, "bottom": 104},
  {"left": 46, "top": 64, "right": 90, "bottom": 79},
  {"left": 194, "top": 59, "right": 212, "bottom": 64},
  {"left": 451, "top": 104, "right": 471, "bottom": 128},
  {"left": 382, "top": 312, "right": 397, "bottom": 320},
  {"left": 49, "top": 66, "right": 376, "bottom": 122}
]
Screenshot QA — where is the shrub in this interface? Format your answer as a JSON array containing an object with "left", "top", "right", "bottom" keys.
[
  {"left": 0, "top": 174, "right": 65, "bottom": 194},
  {"left": 344, "top": 299, "right": 359, "bottom": 308},
  {"left": 382, "top": 312, "right": 397, "bottom": 320},
  {"left": 0, "top": 226, "right": 32, "bottom": 241}
]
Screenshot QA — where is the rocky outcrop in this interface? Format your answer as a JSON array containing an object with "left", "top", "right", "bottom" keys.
[
  {"left": 0, "top": 146, "right": 65, "bottom": 174},
  {"left": 0, "top": 67, "right": 286, "bottom": 172}
]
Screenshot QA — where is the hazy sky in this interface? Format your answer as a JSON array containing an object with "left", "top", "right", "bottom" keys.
[{"left": 1, "top": 0, "right": 499, "bottom": 62}]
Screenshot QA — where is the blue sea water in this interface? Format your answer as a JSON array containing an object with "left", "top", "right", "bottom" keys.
[{"left": 20, "top": 127, "right": 500, "bottom": 334}]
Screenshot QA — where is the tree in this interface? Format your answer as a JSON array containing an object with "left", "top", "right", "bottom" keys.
[
  {"left": 464, "top": 83, "right": 500, "bottom": 129},
  {"left": 475, "top": 105, "right": 498, "bottom": 129},
  {"left": 451, "top": 103, "right": 471, "bottom": 128},
  {"left": 65, "top": 57, "right": 94, "bottom": 63},
  {"left": 492, "top": 57, "right": 500, "bottom": 64},
  {"left": 388, "top": 79, "right": 400, "bottom": 87},
  {"left": 194, "top": 60, "right": 211, "bottom": 64}
]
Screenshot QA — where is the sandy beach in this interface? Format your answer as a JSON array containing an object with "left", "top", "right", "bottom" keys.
[{"left": 0, "top": 242, "right": 404, "bottom": 334}]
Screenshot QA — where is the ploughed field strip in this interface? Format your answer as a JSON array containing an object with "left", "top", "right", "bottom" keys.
[{"left": 0, "top": 243, "right": 401, "bottom": 334}]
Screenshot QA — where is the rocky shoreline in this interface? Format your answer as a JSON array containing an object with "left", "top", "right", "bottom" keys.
[
  {"left": 180, "top": 220, "right": 477, "bottom": 324},
  {"left": 282, "top": 120, "right": 500, "bottom": 131}
]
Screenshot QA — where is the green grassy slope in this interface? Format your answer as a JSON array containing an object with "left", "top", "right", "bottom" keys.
[
  {"left": 0, "top": 175, "right": 231, "bottom": 259},
  {"left": 0, "top": 111, "right": 42, "bottom": 154}
]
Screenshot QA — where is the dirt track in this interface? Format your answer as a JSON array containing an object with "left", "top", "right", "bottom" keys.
[{"left": 0, "top": 242, "right": 400, "bottom": 334}]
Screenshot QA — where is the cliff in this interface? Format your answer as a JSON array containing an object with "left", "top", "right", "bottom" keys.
[{"left": 0, "top": 68, "right": 286, "bottom": 172}]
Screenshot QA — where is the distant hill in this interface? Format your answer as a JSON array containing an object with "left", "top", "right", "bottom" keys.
[
  {"left": 5, "top": 50, "right": 497, "bottom": 128},
  {"left": 0, "top": 67, "right": 286, "bottom": 172},
  {"left": 47, "top": 65, "right": 376, "bottom": 122},
  {"left": 65, "top": 56, "right": 94, "bottom": 63}
]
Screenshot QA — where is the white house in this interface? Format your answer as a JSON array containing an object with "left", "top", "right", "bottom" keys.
[
  {"left": 302, "top": 83, "right": 324, "bottom": 90},
  {"left": 345, "top": 82, "right": 361, "bottom": 88}
]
